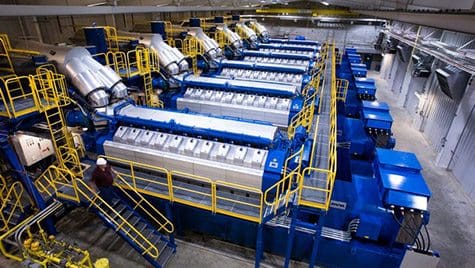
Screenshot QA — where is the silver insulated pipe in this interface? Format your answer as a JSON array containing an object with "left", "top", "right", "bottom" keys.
[
  {"left": 218, "top": 24, "right": 243, "bottom": 49},
  {"left": 13, "top": 41, "right": 127, "bottom": 107},
  {"left": 236, "top": 23, "right": 258, "bottom": 44},
  {"left": 119, "top": 31, "right": 189, "bottom": 75},
  {"left": 249, "top": 21, "right": 269, "bottom": 40},
  {"left": 188, "top": 27, "right": 223, "bottom": 60}
]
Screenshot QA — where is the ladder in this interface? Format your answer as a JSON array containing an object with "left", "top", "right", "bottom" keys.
[
  {"left": 36, "top": 165, "right": 176, "bottom": 268},
  {"left": 136, "top": 48, "right": 163, "bottom": 108},
  {"left": 34, "top": 70, "right": 82, "bottom": 175}
]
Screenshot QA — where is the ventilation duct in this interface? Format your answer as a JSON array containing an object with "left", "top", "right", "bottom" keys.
[
  {"left": 396, "top": 44, "right": 411, "bottom": 63},
  {"left": 435, "top": 65, "right": 470, "bottom": 101},
  {"left": 411, "top": 52, "right": 433, "bottom": 78}
]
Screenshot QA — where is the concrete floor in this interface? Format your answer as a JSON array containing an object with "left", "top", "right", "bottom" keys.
[{"left": 370, "top": 71, "right": 475, "bottom": 268}]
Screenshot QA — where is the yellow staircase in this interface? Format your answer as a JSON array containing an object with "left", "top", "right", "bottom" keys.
[
  {"left": 35, "top": 165, "right": 175, "bottom": 267},
  {"left": 0, "top": 176, "right": 33, "bottom": 232}
]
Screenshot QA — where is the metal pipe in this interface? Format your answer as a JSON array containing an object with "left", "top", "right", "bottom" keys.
[{"left": 14, "top": 200, "right": 63, "bottom": 258}]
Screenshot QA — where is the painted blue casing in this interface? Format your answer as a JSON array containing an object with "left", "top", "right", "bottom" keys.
[
  {"left": 83, "top": 27, "right": 108, "bottom": 54},
  {"left": 345, "top": 48, "right": 358, "bottom": 55},
  {"left": 355, "top": 77, "right": 376, "bottom": 96},
  {"left": 289, "top": 97, "right": 304, "bottom": 124},
  {"left": 219, "top": 60, "right": 308, "bottom": 74},
  {"left": 242, "top": 50, "right": 314, "bottom": 61},
  {"left": 343, "top": 118, "right": 375, "bottom": 158},
  {"left": 268, "top": 38, "right": 320, "bottom": 46},
  {"left": 356, "top": 214, "right": 382, "bottom": 241},
  {"left": 150, "top": 21, "right": 167, "bottom": 40},
  {"left": 181, "top": 73, "right": 297, "bottom": 97},
  {"left": 361, "top": 101, "right": 393, "bottom": 131},
  {"left": 374, "top": 149, "right": 431, "bottom": 211},
  {"left": 262, "top": 149, "right": 288, "bottom": 190},
  {"left": 258, "top": 43, "right": 318, "bottom": 53}
]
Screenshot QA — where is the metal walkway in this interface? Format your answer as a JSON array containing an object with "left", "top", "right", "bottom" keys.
[{"left": 299, "top": 44, "right": 337, "bottom": 209}]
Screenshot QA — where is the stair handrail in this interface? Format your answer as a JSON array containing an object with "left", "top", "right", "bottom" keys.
[
  {"left": 114, "top": 173, "right": 174, "bottom": 234},
  {"left": 74, "top": 178, "right": 161, "bottom": 258},
  {"left": 0, "top": 181, "right": 27, "bottom": 232},
  {"left": 40, "top": 165, "right": 163, "bottom": 259},
  {"left": 264, "top": 145, "right": 304, "bottom": 215}
]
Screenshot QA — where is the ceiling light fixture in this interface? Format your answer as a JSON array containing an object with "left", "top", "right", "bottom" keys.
[
  {"left": 87, "top": 2, "right": 108, "bottom": 7},
  {"left": 321, "top": 1, "right": 330, "bottom": 6}
]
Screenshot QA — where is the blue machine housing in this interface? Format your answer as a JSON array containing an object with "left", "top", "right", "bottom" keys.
[
  {"left": 374, "top": 148, "right": 431, "bottom": 211},
  {"left": 158, "top": 73, "right": 306, "bottom": 127},
  {"left": 218, "top": 59, "right": 309, "bottom": 74},
  {"left": 268, "top": 38, "right": 320, "bottom": 47},
  {"left": 98, "top": 102, "right": 285, "bottom": 148},
  {"left": 242, "top": 50, "right": 317, "bottom": 68},
  {"left": 354, "top": 77, "right": 377, "bottom": 100},
  {"left": 350, "top": 63, "right": 367, "bottom": 77},
  {"left": 258, "top": 43, "right": 320, "bottom": 54},
  {"left": 210, "top": 59, "right": 312, "bottom": 90},
  {"left": 178, "top": 72, "right": 300, "bottom": 97}
]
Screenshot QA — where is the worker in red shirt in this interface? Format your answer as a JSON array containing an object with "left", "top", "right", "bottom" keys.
[{"left": 90, "top": 158, "right": 117, "bottom": 203}]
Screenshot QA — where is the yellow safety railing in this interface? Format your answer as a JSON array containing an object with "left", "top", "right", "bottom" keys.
[
  {"left": 164, "top": 21, "right": 175, "bottom": 47},
  {"left": 263, "top": 145, "right": 304, "bottom": 215},
  {"left": 101, "top": 155, "right": 307, "bottom": 224},
  {"left": 288, "top": 69, "right": 324, "bottom": 139},
  {"left": 104, "top": 47, "right": 162, "bottom": 108},
  {"left": 0, "top": 181, "right": 30, "bottom": 232},
  {"left": 0, "top": 33, "right": 39, "bottom": 57},
  {"left": 214, "top": 30, "right": 227, "bottom": 49},
  {"left": 0, "top": 75, "right": 40, "bottom": 118},
  {"left": 170, "top": 171, "right": 214, "bottom": 212},
  {"left": 297, "top": 43, "right": 338, "bottom": 211},
  {"left": 114, "top": 173, "right": 174, "bottom": 233},
  {"left": 182, "top": 36, "right": 204, "bottom": 75},
  {"left": 0, "top": 175, "right": 6, "bottom": 198},
  {"left": 215, "top": 181, "right": 263, "bottom": 222},
  {"left": 0, "top": 36, "right": 15, "bottom": 74},
  {"left": 35, "top": 165, "right": 169, "bottom": 259},
  {"left": 336, "top": 79, "right": 349, "bottom": 102},
  {"left": 31, "top": 70, "right": 82, "bottom": 175},
  {"left": 102, "top": 26, "right": 135, "bottom": 52}
]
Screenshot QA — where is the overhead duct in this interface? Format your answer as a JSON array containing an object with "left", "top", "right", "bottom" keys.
[{"left": 435, "top": 65, "right": 471, "bottom": 101}]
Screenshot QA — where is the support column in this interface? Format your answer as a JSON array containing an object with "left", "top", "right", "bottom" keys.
[
  {"left": 308, "top": 221, "right": 323, "bottom": 268},
  {"left": 165, "top": 202, "right": 175, "bottom": 246},
  {"left": 255, "top": 224, "right": 264, "bottom": 268},
  {"left": 397, "top": 26, "right": 421, "bottom": 107},
  {"left": 284, "top": 206, "right": 298, "bottom": 268}
]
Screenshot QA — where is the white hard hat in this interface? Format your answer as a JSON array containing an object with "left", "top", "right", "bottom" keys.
[{"left": 96, "top": 158, "right": 107, "bottom": 166}]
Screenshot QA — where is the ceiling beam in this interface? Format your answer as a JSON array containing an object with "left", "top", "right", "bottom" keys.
[
  {"left": 0, "top": 4, "right": 254, "bottom": 17},
  {"left": 355, "top": 10, "right": 475, "bottom": 34}
]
